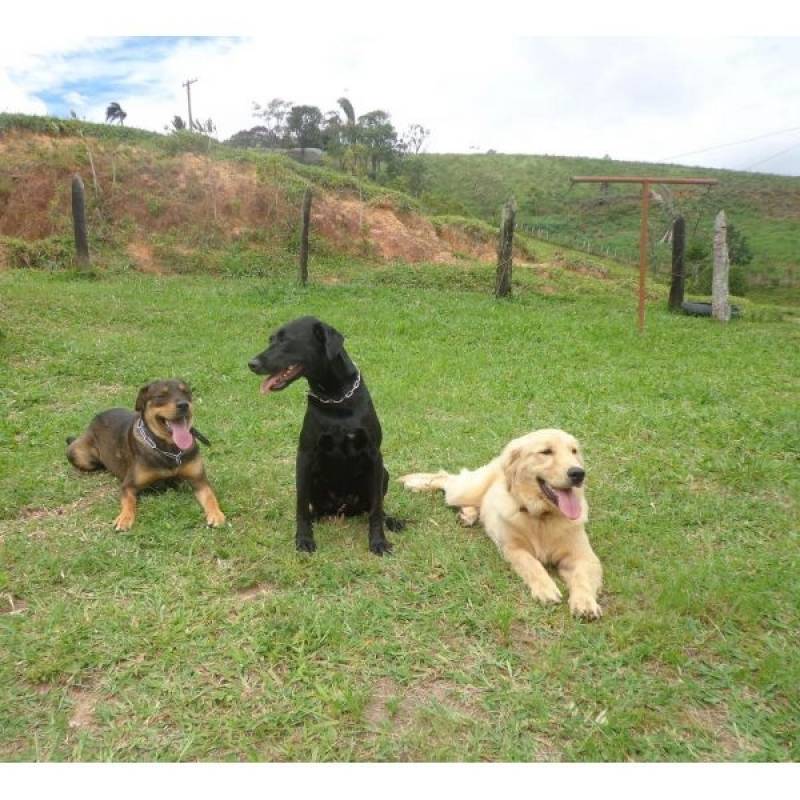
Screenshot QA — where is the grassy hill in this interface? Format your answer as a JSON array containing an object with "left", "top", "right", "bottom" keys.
[
  {"left": 418, "top": 153, "right": 800, "bottom": 288},
  {"left": 1, "top": 114, "right": 799, "bottom": 762}
]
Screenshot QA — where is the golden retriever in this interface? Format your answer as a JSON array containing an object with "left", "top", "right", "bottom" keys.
[{"left": 399, "top": 429, "right": 602, "bottom": 619}]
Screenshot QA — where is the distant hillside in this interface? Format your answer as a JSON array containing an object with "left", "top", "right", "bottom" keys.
[
  {"left": 419, "top": 153, "right": 800, "bottom": 286},
  {"left": 0, "top": 114, "right": 535, "bottom": 274}
]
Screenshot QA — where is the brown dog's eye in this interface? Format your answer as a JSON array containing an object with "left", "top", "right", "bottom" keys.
[{"left": 540, "top": 448, "right": 553, "bottom": 455}]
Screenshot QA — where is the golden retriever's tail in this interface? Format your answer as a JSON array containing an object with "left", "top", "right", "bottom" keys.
[
  {"left": 398, "top": 471, "right": 450, "bottom": 493},
  {"left": 399, "top": 462, "right": 500, "bottom": 509}
]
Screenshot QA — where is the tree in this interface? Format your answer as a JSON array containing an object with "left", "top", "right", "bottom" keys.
[
  {"left": 357, "top": 110, "right": 398, "bottom": 178},
  {"left": 337, "top": 97, "right": 357, "bottom": 145},
  {"left": 252, "top": 98, "right": 292, "bottom": 146},
  {"left": 402, "top": 123, "right": 430, "bottom": 155},
  {"left": 192, "top": 118, "right": 217, "bottom": 137},
  {"left": 286, "top": 105, "right": 324, "bottom": 152},
  {"left": 225, "top": 126, "right": 278, "bottom": 149},
  {"left": 105, "top": 102, "right": 127, "bottom": 125},
  {"left": 169, "top": 115, "right": 187, "bottom": 132}
]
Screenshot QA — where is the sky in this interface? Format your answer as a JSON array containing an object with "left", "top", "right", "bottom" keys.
[{"left": 2, "top": 23, "right": 800, "bottom": 176}]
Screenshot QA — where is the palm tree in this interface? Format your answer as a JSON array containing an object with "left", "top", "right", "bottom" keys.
[
  {"left": 337, "top": 97, "right": 356, "bottom": 145},
  {"left": 105, "top": 102, "right": 127, "bottom": 126}
]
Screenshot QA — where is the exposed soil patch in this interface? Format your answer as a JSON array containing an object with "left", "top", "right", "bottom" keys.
[
  {"left": 684, "top": 704, "right": 759, "bottom": 757},
  {"left": 16, "top": 485, "right": 113, "bottom": 522},
  {"left": 364, "top": 674, "right": 487, "bottom": 731},
  {"left": 234, "top": 582, "right": 278, "bottom": 602},
  {"left": 126, "top": 240, "right": 161, "bottom": 273},
  {"left": 68, "top": 686, "right": 100, "bottom": 732}
]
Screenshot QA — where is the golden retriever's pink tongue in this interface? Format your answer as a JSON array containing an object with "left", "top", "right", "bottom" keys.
[
  {"left": 554, "top": 488, "right": 582, "bottom": 520},
  {"left": 169, "top": 420, "right": 194, "bottom": 450}
]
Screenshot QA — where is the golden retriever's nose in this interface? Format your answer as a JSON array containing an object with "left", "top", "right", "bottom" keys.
[{"left": 567, "top": 467, "right": 585, "bottom": 487}]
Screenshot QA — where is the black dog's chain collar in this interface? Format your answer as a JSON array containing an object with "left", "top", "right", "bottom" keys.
[
  {"left": 134, "top": 417, "right": 185, "bottom": 464},
  {"left": 307, "top": 370, "right": 361, "bottom": 405}
]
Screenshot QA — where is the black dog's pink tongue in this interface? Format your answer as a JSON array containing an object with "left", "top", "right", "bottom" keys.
[{"left": 169, "top": 420, "right": 194, "bottom": 450}]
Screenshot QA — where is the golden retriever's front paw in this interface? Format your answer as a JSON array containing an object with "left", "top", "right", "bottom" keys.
[
  {"left": 113, "top": 513, "right": 134, "bottom": 532},
  {"left": 531, "top": 581, "right": 563, "bottom": 605},
  {"left": 457, "top": 507, "right": 480, "bottom": 527},
  {"left": 569, "top": 593, "right": 602, "bottom": 620},
  {"left": 206, "top": 510, "right": 226, "bottom": 527}
]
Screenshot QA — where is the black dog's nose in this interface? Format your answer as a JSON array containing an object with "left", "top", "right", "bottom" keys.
[
  {"left": 567, "top": 467, "right": 585, "bottom": 486},
  {"left": 248, "top": 358, "right": 261, "bottom": 373},
  {"left": 176, "top": 400, "right": 190, "bottom": 413}
]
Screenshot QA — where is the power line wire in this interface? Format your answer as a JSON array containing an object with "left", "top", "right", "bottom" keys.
[
  {"left": 659, "top": 124, "right": 800, "bottom": 162},
  {"left": 739, "top": 135, "right": 800, "bottom": 172}
]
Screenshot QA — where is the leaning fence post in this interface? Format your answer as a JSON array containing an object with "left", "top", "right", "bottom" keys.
[
  {"left": 668, "top": 215, "right": 686, "bottom": 311},
  {"left": 495, "top": 198, "right": 516, "bottom": 298},
  {"left": 712, "top": 210, "right": 731, "bottom": 322},
  {"left": 299, "top": 187, "right": 312, "bottom": 286},
  {"left": 71, "top": 174, "right": 90, "bottom": 269}
]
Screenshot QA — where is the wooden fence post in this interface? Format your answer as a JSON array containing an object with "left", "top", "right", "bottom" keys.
[
  {"left": 299, "top": 187, "right": 312, "bottom": 285},
  {"left": 668, "top": 215, "right": 686, "bottom": 311},
  {"left": 712, "top": 210, "right": 731, "bottom": 322},
  {"left": 495, "top": 198, "right": 516, "bottom": 298},
  {"left": 71, "top": 174, "right": 90, "bottom": 269}
]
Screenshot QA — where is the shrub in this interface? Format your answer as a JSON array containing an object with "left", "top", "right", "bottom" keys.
[{"left": 1, "top": 236, "right": 74, "bottom": 270}]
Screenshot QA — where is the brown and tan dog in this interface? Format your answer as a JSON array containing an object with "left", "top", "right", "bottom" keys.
[
  {"left": 400, "top": 429, "right": 603, "bottom": 619},
  {"left": 66, "top": 380, "right": 225, "bottom": 531}
]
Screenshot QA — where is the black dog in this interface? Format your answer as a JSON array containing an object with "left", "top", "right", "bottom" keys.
[{"left": 248, "top": 316, "right": 402, "bottom": 555}]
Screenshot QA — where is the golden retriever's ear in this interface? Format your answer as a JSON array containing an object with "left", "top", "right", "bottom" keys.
[
  {"left": 134, "top": 383, "right": 152, "bottom": 413},
  {"left": 503, "top": 448, "right": 522, "bottom": 491}
]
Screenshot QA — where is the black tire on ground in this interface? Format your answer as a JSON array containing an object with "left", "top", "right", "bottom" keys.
[{"left": 681, "top": 301, "right": 741, "bottom": 318}]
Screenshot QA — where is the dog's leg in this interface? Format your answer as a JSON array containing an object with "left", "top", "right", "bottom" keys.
[
  {"left": 558, "top": 550, "right": 603, "bottom": 620},
  {"left": 366, "top": 456, "right": 392, "bottom": 556},
  {"left": 180, "top": 460, "right": 226, "bottom": 527},
  {"left": 114, "top": 482, "right": 138, "bottom": 532},
  {"left": 295, "top": 450, "right": 316, "bottom": 553},
  {"left": 381, "top": 467, "right": 405, "bottom": 532},
  {"left": 499, "top": 541, "right": 562, "bottom": 606}
]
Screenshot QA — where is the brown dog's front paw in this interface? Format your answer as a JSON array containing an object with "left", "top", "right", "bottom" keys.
[
  {"left": 206, "top": 510, "right": 226, "bottom": 527},
  {"left": 569, "top": 593, "right": 602, "bottom": 620},
  {"left": 113, "top": 513, "right": 134, "bottom": 532}
]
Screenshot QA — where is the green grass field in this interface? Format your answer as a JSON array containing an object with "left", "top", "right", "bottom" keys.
[
  {"left": 1, "top": 261, "right": 798, "bottom": 761},
  {"left": 418, "top": 153, "right": 800, "bottom": 285}
]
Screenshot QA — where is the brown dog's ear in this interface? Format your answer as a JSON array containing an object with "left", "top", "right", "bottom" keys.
[
  {"left": 134, "top": 383, "right": 152, "bottom": 413},
  {"left": 314, "top": 322, "right": 344, "bottom": 361},
  {"left": 503, "top": 448, "right": 522, "bottom": 491}
]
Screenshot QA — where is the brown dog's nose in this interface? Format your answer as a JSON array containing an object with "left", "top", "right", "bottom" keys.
[
  {"left": 176, "top": 400, "right": 190, "bottom": 413},
  {"left": 567, "top": 467, "right": 585, "bottom": 486}
]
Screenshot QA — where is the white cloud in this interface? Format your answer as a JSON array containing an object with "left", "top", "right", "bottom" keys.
[{"left": 1, "top": 35, "right": 799, "bottom": 175}]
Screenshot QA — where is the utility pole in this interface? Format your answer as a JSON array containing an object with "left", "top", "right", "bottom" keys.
[{"left": 182, "top": 78, "right": 198, "bottom": 130}]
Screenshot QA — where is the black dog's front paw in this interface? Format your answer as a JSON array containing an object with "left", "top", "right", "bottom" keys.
[
  {"left": 296, "top": 536, "right": 317, "bottom": 553},
  {"left": 369, "top": 538, "right": 393, "bottom": 556},
  {"left": 385, "top": 516, "right": 406, "bottom": 532}
]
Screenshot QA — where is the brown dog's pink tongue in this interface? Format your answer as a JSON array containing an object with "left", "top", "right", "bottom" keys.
[
  {"left": 169, "top": 420, "right": 194, "bottom": 450},
  {"left": 554, "top": 488, "right": 582, "bottom": 520}
]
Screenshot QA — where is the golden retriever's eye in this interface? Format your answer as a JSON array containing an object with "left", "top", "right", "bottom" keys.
[
  {"left": 572, "top": 448, "right": 578, "bottom": 454},
  {"left": 539, "top": 448, "right": 553, "bottom": 455}
]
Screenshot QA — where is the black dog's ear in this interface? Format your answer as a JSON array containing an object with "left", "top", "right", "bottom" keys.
[
  {"left": 134, "top": 383, "right": 153, "bottom": 413},
  {"left": 313, "top": 322, "right": 344, "bottom": 361}
]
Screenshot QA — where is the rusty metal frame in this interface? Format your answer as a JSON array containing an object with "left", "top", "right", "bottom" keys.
[{"left": 570, "top": 176, "right": 718, "bottom": 330}]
